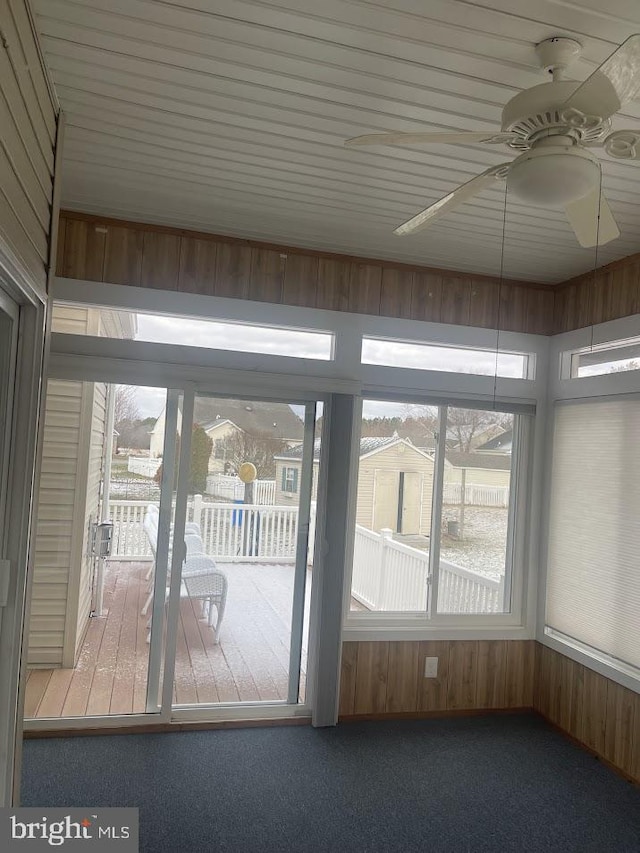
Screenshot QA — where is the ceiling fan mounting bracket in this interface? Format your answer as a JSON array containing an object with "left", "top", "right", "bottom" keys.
[{"left": 535, "top": 37, "right": 582, "bottom": 78}]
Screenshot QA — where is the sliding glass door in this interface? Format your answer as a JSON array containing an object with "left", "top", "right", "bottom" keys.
[
  {"left": 23, "top": 381, "right": 181, "bottom": 721},
  {"left": 166, "top": 392, "right": 318, "bottom": 711},
  {"left": 23, "top": 377, "right": 321, "bottom": 724}
]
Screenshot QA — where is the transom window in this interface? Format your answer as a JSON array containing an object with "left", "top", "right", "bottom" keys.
[
  {"left": 361, "top": 336, "right": 532, "bottom": 379},
  {"left": 51, "top": 301, "right": 334, "bottom": 361},
  {"left": 567, "top": 336, "right": 640, "bottom": 378}
]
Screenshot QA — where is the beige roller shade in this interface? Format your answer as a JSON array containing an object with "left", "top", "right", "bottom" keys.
[{"left": 546, "top": 399, "right": 640, "bottom": 671}]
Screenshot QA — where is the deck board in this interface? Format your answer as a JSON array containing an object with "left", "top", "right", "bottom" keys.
[{"left": 25, "top": 559, "right": 315, "bottom": 720}]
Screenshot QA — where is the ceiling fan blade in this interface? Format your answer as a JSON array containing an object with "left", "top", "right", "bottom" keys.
[
  {"left": 345, "top": 131, "right": 517, "bottom": 147},
  {"left": 564, "top": 188, "right": 620, "bottom": 248},
  {"left": 394, "top": 164, "right": 510, "bottom": 236},
  {"left": 562, "top": 34, "right": 640, "bottom": 123}
]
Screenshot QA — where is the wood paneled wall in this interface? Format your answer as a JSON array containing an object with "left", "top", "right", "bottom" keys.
[
  {"left": 340, "top": 640, "right": 640, "bottom": 785},
  {"left": 554, "top": 254, "right": 640, "bottom": 334},
  {"left": 338, "top": 640, "right": 536, "bottom": 717},
  {"left": 534, "top": 645, "right": 640, "bottom": 784},
  {"left": 56, "top": 212, "right": 554, "bottom": 335}
]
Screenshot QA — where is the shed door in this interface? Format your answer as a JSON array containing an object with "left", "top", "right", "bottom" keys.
[
  {"left": 400, "top": 472, "right": 422, "bottom": 534},
  {"left": 373, "top": 469, "right": 399, "bottom": 532}
]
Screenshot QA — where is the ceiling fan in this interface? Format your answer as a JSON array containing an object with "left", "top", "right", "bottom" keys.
[{"left": 345, "top": 36, "right": 640, "bottom": 248}]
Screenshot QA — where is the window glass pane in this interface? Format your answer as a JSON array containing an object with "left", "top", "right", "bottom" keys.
[
  {"left": 362, "top": 336, "right": 530, "bottom": 378},
  {"left": 52, "top": 301, "right": 334, "bottom": 361},
  {"left": 570, "top": 337, "right": 640, "bottom": 377},
  {"left": 349, "top": 400, "right": 436, "bottom": 612},
  {"left": 23, "top": 382, "right": 171, "bottom": 720},
  {"left": 437, "top": 407, "right": 514, "bottom": 615}
]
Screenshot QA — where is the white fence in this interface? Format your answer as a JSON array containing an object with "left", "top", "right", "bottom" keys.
[
  {"left": 205, "top": 474, "right": 276, "bottom": 505},
  {"left": 443, "top": 482, "right": 509, "bottom": 508},
  {"left": 351, "top": 526, "right": 504, "bottom": 614},
  {"left": 108, "top": 500, "right": 502, "bottom": 612},
  {"left": 109, "top": 497, "right": 296, "bottom": 562},
  {"left": 127, "top": 456, "right": 162, "bottom": 478}
]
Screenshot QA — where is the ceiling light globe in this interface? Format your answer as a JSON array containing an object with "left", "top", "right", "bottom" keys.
[{"left": 507, "top": 148, "right": 600, "bottom": 207}]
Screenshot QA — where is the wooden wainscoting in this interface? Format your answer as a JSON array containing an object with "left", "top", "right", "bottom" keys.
[
  {"left": 534, "top": 644, "right": 640, "bottom": 784},
  {"left": 554, "top": 254, "right": 640, "bottom": 333},
  {"left": 338, "top": 639, "right": 536, "bottom": 718},
  {"left": 56, "top": 212, "right": 554, "bottom": 335}
]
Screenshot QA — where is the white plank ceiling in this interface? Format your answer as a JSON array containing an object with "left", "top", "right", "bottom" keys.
[{"left": 32, "top": 0, "right": 640, "bottom": 283}]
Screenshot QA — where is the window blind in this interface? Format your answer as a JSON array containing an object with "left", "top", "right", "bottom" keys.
[{"left": 546, "top": 399, "right": 640, "bottom": 672}]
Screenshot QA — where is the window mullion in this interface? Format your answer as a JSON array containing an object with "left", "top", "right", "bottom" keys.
[{"left": 427, "top": 405, "right": 448, "bottom": 618}]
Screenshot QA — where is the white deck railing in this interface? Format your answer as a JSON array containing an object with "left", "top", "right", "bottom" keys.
[
  {"left": 109, "top": 500, "right": 156, "bottom": 559},
  {"left": 191, "top": 497, "right": 297, "bottom": 562},
  {"left": 351, "top": 526, "right": 504, "bottom": 614},
  {"left": 109, "top": 497, "right": 296, "bottom": 562},
  {"left": 442, "top": 482, "right": 509, "bottom": 508},
  {"left": 108, "top": 500, "right": 502, "bottom": 612},
  {"left": 205, "top": 474, "right": 276, "bottom": 505}
]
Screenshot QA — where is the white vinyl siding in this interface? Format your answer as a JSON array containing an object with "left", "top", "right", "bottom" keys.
[
  {"left": 0, "top": 0, "right": 57, "bottom": 294},
  {"left": 28, "top": 379, "right": 83, "bottom": 665},
  {"left": 51, "top": 303, "right": 91, "bottom": 335},
  {"left": 28, "top": 376, "right": 108, "bottom": 667},
  {"left": 444, "top": 466, "right": 510, "bottom": 488},
  {"left": 74, "top": 381, "right": 107, "bottom": 658}
]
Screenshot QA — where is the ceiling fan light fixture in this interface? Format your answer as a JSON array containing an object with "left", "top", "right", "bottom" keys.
[{"left": 506, "top": 145, "right": 600, "bottom": 207}]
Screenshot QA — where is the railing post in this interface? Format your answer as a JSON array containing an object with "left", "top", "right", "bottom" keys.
[
  {"left": 375, "top": 528, "right": 393, "bottom": 610},
  {"left": 193, "top": 493, "right": 203, "bottom": 530},
  {"left": 498, "top": 574, "right": 506, "bottom": 613}
]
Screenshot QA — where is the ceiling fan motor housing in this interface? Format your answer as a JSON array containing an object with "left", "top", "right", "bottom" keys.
[{"left": 501, "top": 81, "right": 610, "bottom": 149}]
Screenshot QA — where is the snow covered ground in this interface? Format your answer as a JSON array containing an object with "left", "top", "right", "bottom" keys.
[{"left": 440, "top": 505, "right": 508, "bottom": 582}]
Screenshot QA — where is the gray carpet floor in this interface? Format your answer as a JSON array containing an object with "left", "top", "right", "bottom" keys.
[{"left": 21, "top": 713, "right": 640, "bottom": 852}]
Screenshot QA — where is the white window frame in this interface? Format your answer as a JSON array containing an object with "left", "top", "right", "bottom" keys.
[
  {"left": 541, "top": 312, "right": 640, "bottom": 695},
  {"left": 342, "top": 393, "right": 533, "bottom": 639},
  {"left": 48, "top": 277, "right": 547, "bottom": 650},
  {"left": 283, "top": 466, "right": 298, "bottom": 494},
  {"left": 0, "top": 269, "right": 47, "bottom": 805}
]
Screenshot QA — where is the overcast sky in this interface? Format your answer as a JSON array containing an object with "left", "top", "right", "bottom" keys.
[
  {"left": 120, "top": 311, "right": 526, "bottom": 418},
  {"left": 362, "top": 338, "right": 526, "bottom": 378},
  {"left": 136, "top": 312, "right": 331, "bottom": 359}
]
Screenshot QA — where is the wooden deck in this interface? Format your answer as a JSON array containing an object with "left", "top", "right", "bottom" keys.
[{"left": 24, "top": 559, "right": 312, "bottom": 719}]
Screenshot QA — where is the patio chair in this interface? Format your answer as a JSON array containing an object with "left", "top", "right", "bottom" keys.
[
  {"left": 141, "top": 507, "right": 228, "bottom": 642},
  {"left": 184, "top": 533, "right": 205, "bottom": 556},
  {"left": 182, "top": 554, "right": 228, "bottom": 639}
]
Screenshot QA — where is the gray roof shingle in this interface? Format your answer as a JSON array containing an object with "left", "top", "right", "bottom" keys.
[{"left": 194, "top": 398, "right": 303, "bottom": 440}]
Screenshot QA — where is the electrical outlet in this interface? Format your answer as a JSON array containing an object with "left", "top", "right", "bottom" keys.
[{"left": 424, "top": 656, "right": 438, "bottom": 678}]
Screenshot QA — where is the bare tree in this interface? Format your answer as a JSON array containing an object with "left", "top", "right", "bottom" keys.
[
  {"left": 214, "top": 430, "right": 289, "bottom": 479},
  {"left": 114, "top": 385, "right": 140, "bottom": 426},
  {"left": 608, "top": 359, "right": 640, "bottom": 374},
  {"left": 447, "top": 407, "right": 510, "bottom": 452}
]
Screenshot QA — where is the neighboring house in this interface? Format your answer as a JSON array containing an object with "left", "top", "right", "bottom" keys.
[
  {"left": 444, "top": 451, "right": 511, "bottom": 488},
  {"left": 275, "top": 435, "right": 436, "bottom": 535},
  {"left": 28, "top": 304, "right": 135, "bottom": 668},
  {"left": 275, "top": 435, "right": 511, "bottom": 537},
  {"left": 149, "top": 398, "right": 304, "bottom": 472},
  {"left": 475, "top": 428, "right": 513, "bottom": 454}
]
